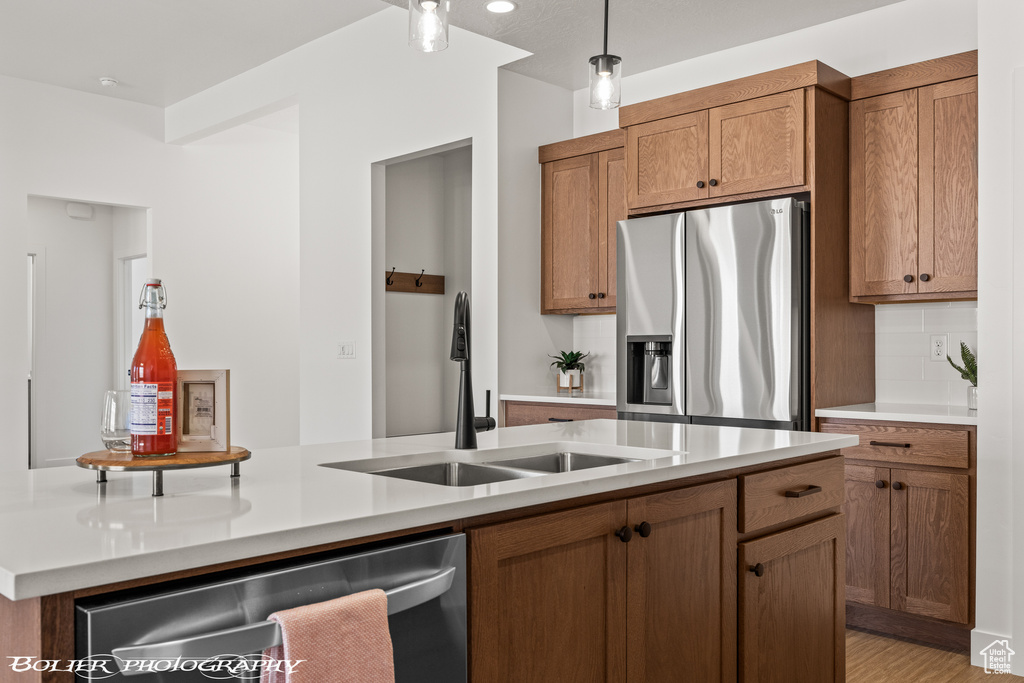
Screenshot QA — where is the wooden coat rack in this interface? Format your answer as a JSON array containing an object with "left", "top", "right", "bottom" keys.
[{"left": 385, "top": 268, "right": 445, "bottom": 295}]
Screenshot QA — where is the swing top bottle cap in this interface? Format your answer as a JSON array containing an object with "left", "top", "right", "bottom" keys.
[{"left": 146, "top": 279, "right": 162, "bottom": 286}]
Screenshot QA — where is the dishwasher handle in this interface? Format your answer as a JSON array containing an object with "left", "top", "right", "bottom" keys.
[{"left": 110, "top": 565, "right": 457, "bottom": 672}]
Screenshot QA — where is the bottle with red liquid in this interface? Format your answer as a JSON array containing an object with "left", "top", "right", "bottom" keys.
[{"left": 130, "top": 279, "right": 177, "bottom": 456}]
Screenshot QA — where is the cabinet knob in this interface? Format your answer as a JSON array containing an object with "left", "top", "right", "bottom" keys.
[
  {"left": 588, "top": 293, "right": 596, "bottom": 300},
  {"left": 750, "top": 563, "right": 765, "bottom": 577},
  {"left": 892, "top": 481, "right": 905, "bottom": 491},
  {"left": 904, "top": 275, "right": 914, "bottom": 283},
  {"left": 920, "top": 273, "right": 931, "bottom": 282},
  {"left": 615, "top": 526, "right": 633, "bottom": 543},
  {"left": 598, "top": 292, "right": 606, "bottom": 299},
  {"left": 875, "top": 480, "right": 887, "bottom": 489},
  {"left": 696, "top": 181, "right": 705, "bottom": 188},
  {"left": 634, "top": 521, "right": 652, "bottom": 538},
  {"left": 709, "top": 179, "right": 718, "bottom": 187}
]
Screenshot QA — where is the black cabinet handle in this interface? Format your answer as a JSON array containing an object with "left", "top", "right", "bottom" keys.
[
  {"left": 892, "top": 482, "right": 905, "bottom": 491},
  {"left": 904, "top": 274, "right": 914, "bottom": 283},
  {"left": 869, "top": 441, "right": 911, "bottom": 448},
  {"left": 598, "top": 292, "right": 606, "bottom": 299},
  {"left": 875, "top": 480, "right": 887, "bottom": 489},
  {"left": 548, "top": 417, "right": 573, "bottom": 422},
  {"left": 709, "top": 179, "right": 718, "bottom": 186},
  {"left": 696, "top": 180, "right": 705, "bottom": 188},
  {"left": 615, "top": 526, "right": 633, "bottom": 543},
  {"left": 920, "top": 273, "right": 931, "bottom": 282},
  {"left": 634, "top": 521, "right": 652, "bottom": 538},
  {"left": 750, "top": 563, "right": 765, "bottom": 577},
  {"left": 588, "top": 293, "right": 596, "bottom": 300},
  {"left": 784, "top": 485, "right": 822, "bottom": 498}
]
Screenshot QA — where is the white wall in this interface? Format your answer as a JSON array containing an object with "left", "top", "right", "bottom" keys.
[
  {"left": 27, "top": 197, "right": 114, "bottom": 467},
  {"left": 496, "top": 70, "right": 575, "bottom": 395},
  {"left": 165, "top": 8, "right": 527, "bottom": 445},
  {"left": 0, "top": 74, "right": 302, "bottom": 470},
  {"left": 974, "top": 0, "right": 1023, "bottom": 671}
]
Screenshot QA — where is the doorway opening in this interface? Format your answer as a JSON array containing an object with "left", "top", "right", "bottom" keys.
[{"left": 371, "top": 140, "right": 472, "bottom": 438}]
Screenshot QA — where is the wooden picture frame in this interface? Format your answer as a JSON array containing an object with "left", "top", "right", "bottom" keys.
[{"left": 176, "top": 369, "right": 230, "bottom": 452}]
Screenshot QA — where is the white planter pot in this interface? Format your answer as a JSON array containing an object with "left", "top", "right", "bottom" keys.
[
  {"left": 558, "top": 369, "right": 581, "bottom": 390},
  {"left": 968, "top": 385, "right": 978, "bottom": 411}
]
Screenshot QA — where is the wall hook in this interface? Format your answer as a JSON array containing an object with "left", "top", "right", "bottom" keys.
[
  {"left": 386, "top": 267, "right": 396, "bottom": 286},
  {"left": 415, "top": 269, "right": 425, "bottom": 287}
]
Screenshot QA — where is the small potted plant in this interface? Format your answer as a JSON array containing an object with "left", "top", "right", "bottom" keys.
[
  {"left": 550, "top": 350, "right": 589, "bottom": 393},
  {"left": 947, "top": 341, "right": 978, "bottom": 410}
]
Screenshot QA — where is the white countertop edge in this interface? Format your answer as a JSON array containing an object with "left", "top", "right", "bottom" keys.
[
  {"left": 500, "top": 393, "right": 617, "bottom": 407},
  {"left": 816, "top": 403, "right": 978, "bottom": 426},
  {"left": 4, "top": 433, "right": 855, "bottom": 601}
]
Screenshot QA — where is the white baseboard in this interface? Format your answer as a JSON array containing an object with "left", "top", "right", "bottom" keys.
[{"left": 971, "top": 629, "right": 1020, "bottom": 675}]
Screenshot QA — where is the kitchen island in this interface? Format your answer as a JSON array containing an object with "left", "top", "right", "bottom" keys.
[{"left": 0, "top": 420, "right": 856, "bottom": 682}]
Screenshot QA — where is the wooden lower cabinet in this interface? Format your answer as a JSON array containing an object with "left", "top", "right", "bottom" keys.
[
  {"left": 502, "top": 400, "right": 617, "bottom": 427},
  {"left": 738, "top": 515, "right": 846, "bottom": 683},
  {"left": 469, "top": 480, "right": 737, "bottom": 682}
]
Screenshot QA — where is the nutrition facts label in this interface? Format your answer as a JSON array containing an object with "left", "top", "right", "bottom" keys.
[{"left": 131, "top": 382, "right": 174, "bottom": 435}]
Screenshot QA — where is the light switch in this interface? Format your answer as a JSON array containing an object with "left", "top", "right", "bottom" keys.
[{"left": 338, "top": 341, "right": 356, "bottom": 359}]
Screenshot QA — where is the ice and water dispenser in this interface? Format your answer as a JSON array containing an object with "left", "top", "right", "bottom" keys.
[{"left": 624, "top": 336, "right": 673, "bottom": 406}]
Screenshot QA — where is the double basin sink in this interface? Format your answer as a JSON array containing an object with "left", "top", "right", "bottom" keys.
[{"left": 322, "top": 451, "right": 640, "bottom": 487}]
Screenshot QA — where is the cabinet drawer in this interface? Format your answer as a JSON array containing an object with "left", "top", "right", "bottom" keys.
[
  {"left": 503, "top": 401, "right": 617, "bottom": 427},
  {"left": 818, "top": 423, "right": 968, "bottom": 469},
  {"left": 739, "top": 457, "right": 843, "bottom": 533}
]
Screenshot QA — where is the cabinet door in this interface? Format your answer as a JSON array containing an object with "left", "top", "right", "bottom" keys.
[
  {"left": 918, "top": 77, "right": 978, "bottom": 294},
  {"left": 843, "top": 465, "right": 890, "bottom": 608},
  {"left": 709, "top": 90, "right": 805, "bottom": 198},
  {"left": 469, "top": 501, "right": 628, "bottom": 682},
  {"left": 739, "top": 514, "right": 845, "bottom": 683},
  {"left": 890, "top": 469, "right": 969, "bottom": 623},
  {"left": 599, "top": 147, "right": 626, "bottom": 309},
  {"left": 626, "top": 111, "right": 709, "bottom": 209},
  {"left": 850, "top": 90, "right": 920, "bottom": 297},
  {"left": 542, "top": 154, "right": 601, "bottom": 312},
  {"left": 626, "top": 480, "right": 737, "bottom": 683}
]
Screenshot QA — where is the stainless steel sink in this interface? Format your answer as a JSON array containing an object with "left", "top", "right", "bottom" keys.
[
  {"left": 367, "top": 462, "right": 545, "bottom": 487},
  {"left": 485, "top": 452, "right": 640, "bottom": 473}
]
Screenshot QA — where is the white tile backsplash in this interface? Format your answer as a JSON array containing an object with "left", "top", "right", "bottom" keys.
[
  {"left": 573, "top": 314, "right": 617, "bottom": 393},
  {"left": 875, "top": 302, "right": 978, "bottom": 407},
  {"left": 569, "top": 301, "right": 979, "bottom": 407}
]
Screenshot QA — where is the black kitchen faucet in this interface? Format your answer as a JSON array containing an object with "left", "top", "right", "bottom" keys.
[{"left": 450, "top": 291, "right": 496, "bottom": 448}]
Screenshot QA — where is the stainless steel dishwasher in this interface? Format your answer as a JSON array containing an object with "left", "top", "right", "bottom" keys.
[{"left": 75, "top": 533, "right": 466, "bottom": 682}]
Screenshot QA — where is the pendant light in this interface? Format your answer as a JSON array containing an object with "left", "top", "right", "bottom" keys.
[
  {"left": 409, "top": 0, "right": 450, "bottom": 52},
  {"left": 588, "top": 0, "right": 621, "bottom": 109}
]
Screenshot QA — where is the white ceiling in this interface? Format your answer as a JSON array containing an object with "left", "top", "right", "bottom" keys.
[{"left": 0, "top": 0, "right": 906, "bottom": 108}]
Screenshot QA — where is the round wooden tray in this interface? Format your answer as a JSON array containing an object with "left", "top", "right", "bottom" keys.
[{"left": 77, "top": 446, "right": 250, "bottom": 497}]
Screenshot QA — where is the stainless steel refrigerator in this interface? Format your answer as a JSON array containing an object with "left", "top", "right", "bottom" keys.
[{"left": 616, "top": 197, "right": 810, "bottom": 430}]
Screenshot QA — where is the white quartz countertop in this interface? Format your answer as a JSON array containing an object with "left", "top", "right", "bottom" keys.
[
  {"left": 500, "top": 390, "right": 617, "bottom": 406},
  {"left": 816, "top": 403, "right": 978, "bottom": 426},
  {"left": 0, "top": 420, "right": 855, "bottom": 601}
]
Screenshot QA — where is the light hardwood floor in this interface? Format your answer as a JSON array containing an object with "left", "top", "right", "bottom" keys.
[{"left": 847, "top": 628, "right": 1024, "bottom": 682}]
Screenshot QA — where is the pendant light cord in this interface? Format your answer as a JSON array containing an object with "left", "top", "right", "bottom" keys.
[{"left": 602, "top": 0, "right": 609, "bottom": 56}]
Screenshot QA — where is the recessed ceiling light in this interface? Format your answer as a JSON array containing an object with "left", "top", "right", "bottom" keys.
[{"left": 486, "top": 1, "right": 517, "bottom": 13}]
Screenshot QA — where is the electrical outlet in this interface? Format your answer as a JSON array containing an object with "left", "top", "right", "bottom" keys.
[
  {"left": 930, "top": 334, "right": 947, "bottom": 362},
  {"left": 337, "top": 341, "right": 356, "bottom": 359}
]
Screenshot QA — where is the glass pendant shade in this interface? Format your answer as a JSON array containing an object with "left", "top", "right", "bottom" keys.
[
  {"left": 409, "top": 0, "right": 449, "bottom": 52},
  {"left": 589, "top": 54, "right": 621, "bottom": 110}
]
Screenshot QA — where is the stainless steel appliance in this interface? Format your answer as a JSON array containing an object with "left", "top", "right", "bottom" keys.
[
  {"left": 76, "top": 533, "right": 466, "bottom": 682},
  {"left": 617, "top": 197, "right": 809, "bottom": 430}
]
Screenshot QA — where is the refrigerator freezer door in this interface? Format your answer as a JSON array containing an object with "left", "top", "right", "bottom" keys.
[{"left": 685, "top": 198, "right": 804, "bottom": 423}]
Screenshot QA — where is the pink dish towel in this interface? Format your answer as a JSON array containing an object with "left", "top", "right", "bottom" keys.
[{"left": 260, "top": 588, "right": 395, "bottom": 683}]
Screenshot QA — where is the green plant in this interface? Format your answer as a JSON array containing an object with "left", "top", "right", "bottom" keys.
[
  {"left": 947, "top": 341, "right": 977, "bottom": 387},
  {"left": 549, "top": 350, "right": 589, "bottom": 373}
]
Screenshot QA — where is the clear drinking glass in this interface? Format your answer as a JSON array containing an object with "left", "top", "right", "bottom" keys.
[{"left": 101, "top": 390, "right": 131, "bottom": 451}]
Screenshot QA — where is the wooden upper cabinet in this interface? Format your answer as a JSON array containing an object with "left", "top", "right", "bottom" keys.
[
  {"left": 709, "top": 90, "right": 805, "bottom": 197},
  {"left": 850, "top": 90, "right": 920, "bottom": 297},
  {"left": 849, "top": 54, "right": 977, "bottom": 302},
  {"left": 918, "top": 77, "right": 978, "bottom": 294},
  {"left": 626, "top": 111, "right": 709, "bottom": 209},
  {"left": 540, "top": 130, "right": 624, "bottom": 314}
]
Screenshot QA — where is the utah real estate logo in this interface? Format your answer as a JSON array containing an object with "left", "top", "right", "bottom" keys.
[{"left": 980, "top": 639, "right": 1015, "bottom": 675}]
